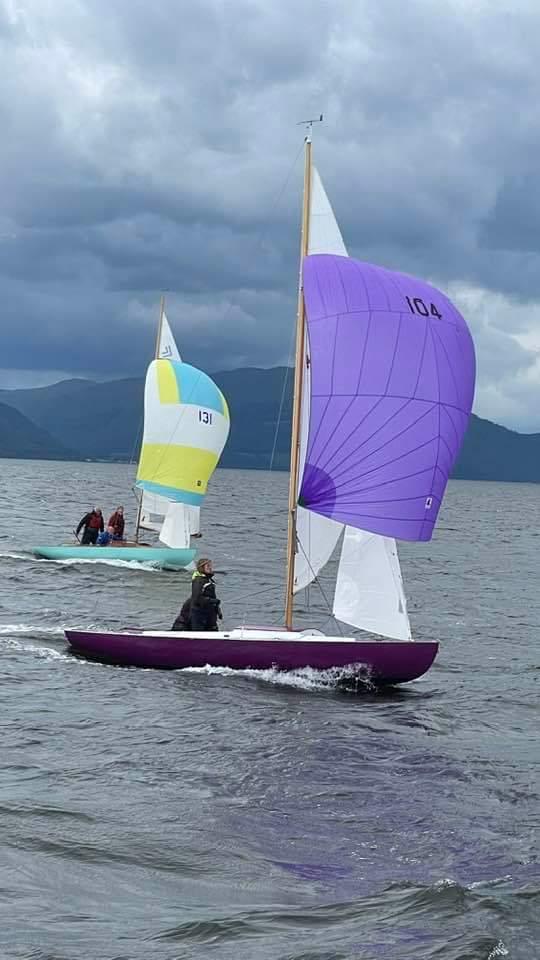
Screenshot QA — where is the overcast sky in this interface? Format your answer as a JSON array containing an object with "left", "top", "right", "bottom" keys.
[{"left": 1, "top": 0, "right": 540, "bottom": 431}]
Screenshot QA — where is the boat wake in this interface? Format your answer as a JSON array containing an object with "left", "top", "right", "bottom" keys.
[
  {"left": 0, "top": 551, "right": 32, "bottom": 562},
  {"left": 180, "top": 663, "right": 377, "bottom": 693},
  {"left": 0, "top": 551, "right": 164, "bottom": 572},
  {"left": 0, "top": 624, "right": 80, "bottom": 664},
  {"left": 0, "top": 622, "right": 66, "bottom": 637}
]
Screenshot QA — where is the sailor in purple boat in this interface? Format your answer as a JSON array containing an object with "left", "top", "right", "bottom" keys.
[
  {"left": 190, "top": 558, "right": 223, "bottom": 631},
  {"left": 171, "top": 597, "right": 192, "bottom": 631},
  {"left": 62, "top": 127, "right": 477, "bottom": 684}
]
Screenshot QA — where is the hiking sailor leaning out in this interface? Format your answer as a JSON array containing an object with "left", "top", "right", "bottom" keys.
[{"left": 190, "top": 558, "right": 222, "bottom": 631}]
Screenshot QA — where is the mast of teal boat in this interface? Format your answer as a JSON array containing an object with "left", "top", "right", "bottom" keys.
[
  {"left": 134, "top": 294, "right": 165, "bottom": 543},
  {"left": 284, "top": 116, "right": 321, "bottom": 630}
]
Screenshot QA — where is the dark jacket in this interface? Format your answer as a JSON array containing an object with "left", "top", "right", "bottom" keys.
[
  {"left": 77, "top": 511, "right": 104, "bottom": 536},
  {"left": 191, "top": 571, "right": 219, "bottom": 613},
  {"left": 108, "top": 511, "right": 125, "bottom": 538},
  {"left": 172, "top": 598, "right": 191, "bottom": 631}
]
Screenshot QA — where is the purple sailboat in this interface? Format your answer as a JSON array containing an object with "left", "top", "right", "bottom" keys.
[{"left": 66, "top": 124, "right": 476, "bottom": 683}]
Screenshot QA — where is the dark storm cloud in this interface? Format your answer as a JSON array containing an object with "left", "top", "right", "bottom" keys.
[{"left": 1, "top": 0, "right": 540, "bottom": 427}]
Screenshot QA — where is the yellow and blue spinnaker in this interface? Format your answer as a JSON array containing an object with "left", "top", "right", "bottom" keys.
[{"left": 136, "top": 359, "right": 230, "bottom": 506}]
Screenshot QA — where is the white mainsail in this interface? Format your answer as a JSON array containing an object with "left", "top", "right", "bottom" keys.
[
  {"left": 295, "top": 167, "right": 412, "bottom": 641},
  {"left": 159, "top": 503, "right": 200, "bottom": 546},
  {"left": 139, "top": 317, "right": 182, "bottom": 533},
  {"left": 333, "top": 528, "right": 411, "bottom": 641},
  {"left": 139, "top": 317, "right": 180, "bottom": 535},
  {"left": 140, "top": 490, "right": 168, "bottom": 533},
  {"left": 157, "top": 311, "right": 181, "bottom": 361},
  {"left": 294, "top": 168, "right": 346, "bottom": 593}
]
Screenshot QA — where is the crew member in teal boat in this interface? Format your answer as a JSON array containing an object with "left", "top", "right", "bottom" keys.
[
  {"left": 97, "top": 525, "right": 114, "bottom": 546},
  {"left": 108, "top": 506, "right": 125, "bottom": 541},
  {"left": 190, "top": 558, "right": 223, "bottom": 631},
  {"left": 76, "top": 508, "right": 104, "bottom": 545}
]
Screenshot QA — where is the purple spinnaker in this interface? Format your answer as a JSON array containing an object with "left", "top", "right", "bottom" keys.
[{"left": 300, "top": 254, "right": 476, "bottom": 541}]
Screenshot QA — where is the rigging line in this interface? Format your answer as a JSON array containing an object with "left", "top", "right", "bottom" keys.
[
  {"left": 130, "top": 484, "right": 141, "bottom": 509},
  {"left": 226, "top": 584, "right": 280, "bottom": 605},
  {"left": 129, "top": 416, "right": 144, "bottom": 467},
  {"left": 295, "top": 535, "right": 344, "bottom": 635},
  {"left": 269, "top": 356, "right": 294, "bottom": 471}
]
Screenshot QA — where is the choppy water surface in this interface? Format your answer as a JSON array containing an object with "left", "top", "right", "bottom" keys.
[{"left": 1, "top": 460, "right": 539, "bottom": 959}]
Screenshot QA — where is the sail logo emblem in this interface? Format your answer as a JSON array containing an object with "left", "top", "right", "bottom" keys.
[
  {"left": 160, "top": 345, "right": 173, "bottom": 358},
  {"left": 425, "top": 496, "right": 433, "bottom": 509}
]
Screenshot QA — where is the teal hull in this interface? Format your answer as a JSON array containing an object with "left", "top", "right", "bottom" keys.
[{"left": 32, "top": 545, "right": 196, "bottom": 570}]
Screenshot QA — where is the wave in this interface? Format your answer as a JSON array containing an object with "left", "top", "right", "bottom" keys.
[
  {"left": 0, "top": 551, "right": 164, "bottom": 572},
  {"left": 0, "top": 635, "right": 75, "bottom": 663},
  {"left": 0, "top": 624, "right": 101, "bottom": 665},
  {"left": 488, "top": 943, "right": 510, "bottom": 958},
  {"left": 152, "top": 880, "right": 517, "bottom": 951},
  {"left": 179, "top": 663, "right": 377, "bottom": 693},
  {"left": 0, "top": 622, "right": 65, "bottom": 636},
  {"left": 1, "top": 629, "right": 377, "bottom": 690}
]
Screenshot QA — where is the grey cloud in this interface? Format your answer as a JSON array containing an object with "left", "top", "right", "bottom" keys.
[
  {"left": 1, "top": 0, "right": 540, "bottom": 426},
  {"left": 481, "top": 174, "right": 540, "bottom": 256}
]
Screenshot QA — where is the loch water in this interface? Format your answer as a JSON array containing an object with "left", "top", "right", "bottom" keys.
[{"left": 1, "top": 460, "right": 539, "bottom": 959}]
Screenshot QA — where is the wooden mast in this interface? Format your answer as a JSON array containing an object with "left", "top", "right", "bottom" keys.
[
  {"left": 284, "top": 131, "right": 313, "bottom": 630},
  {"left": 135, "top": 295, "right": 166, "bottom": 543}
]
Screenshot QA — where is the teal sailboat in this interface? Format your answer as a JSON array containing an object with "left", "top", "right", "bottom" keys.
[{"left": 33, "top": 300, "right": 230, "bottom": 570}]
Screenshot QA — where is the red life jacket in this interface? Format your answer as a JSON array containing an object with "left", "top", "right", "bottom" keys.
[{"left": 108, "top": 512, "right": 124, "bottom": 536}]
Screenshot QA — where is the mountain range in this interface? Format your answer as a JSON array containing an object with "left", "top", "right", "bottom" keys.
[{"left": 0, "top": 368, "right": 539, "bottom": 482}]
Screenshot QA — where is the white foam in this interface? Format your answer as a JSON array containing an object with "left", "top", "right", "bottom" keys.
[
  {"left": 0, "top": 623, "right": 65, "bottom": 636},
  {"left": 36, "top": 556, "right": 162, "bottom": 572},
  {"left": 434, "top": 878, "right": 459, "bottom": 889},
  {"left": 0, "top": 635, "right": 73, "bottom": 662},
  {"left": 487, "top": 942, "right": 509, "bottom": 958},
  {"left": 0, "top": 551, "right": 165, "bottom": 572},
  {"left": 0, "top": 631, "right": 102, "bottom": 666},
  {"left": 179, "top": 663, "right": 374, "bottom": 692},
  {"left": 469, "top": 875, "right": 513, "bottom": 890}
]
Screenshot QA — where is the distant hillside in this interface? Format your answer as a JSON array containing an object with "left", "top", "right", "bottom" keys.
[
  {"left": 0, "top": 378, "right": 143, "bottom": 461},
  {"left": 453, "top": 413, "right": 540, "bottom": 483},
  {"left": 0, "top": 401, "right": 75, "bottom": 460},
  {"left": 0, "top": 368, "right": 293, "bottom": 468},
  {"left": 213, "top": 368, "right": 293, "bottom": 470},
  {"left": 1, "top": 368, "right": 540, "bottom": 481}
]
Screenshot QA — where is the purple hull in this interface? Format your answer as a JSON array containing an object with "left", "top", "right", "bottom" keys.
[{"left": 64, "top": 630, "right": 438, "bottom": 684}]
